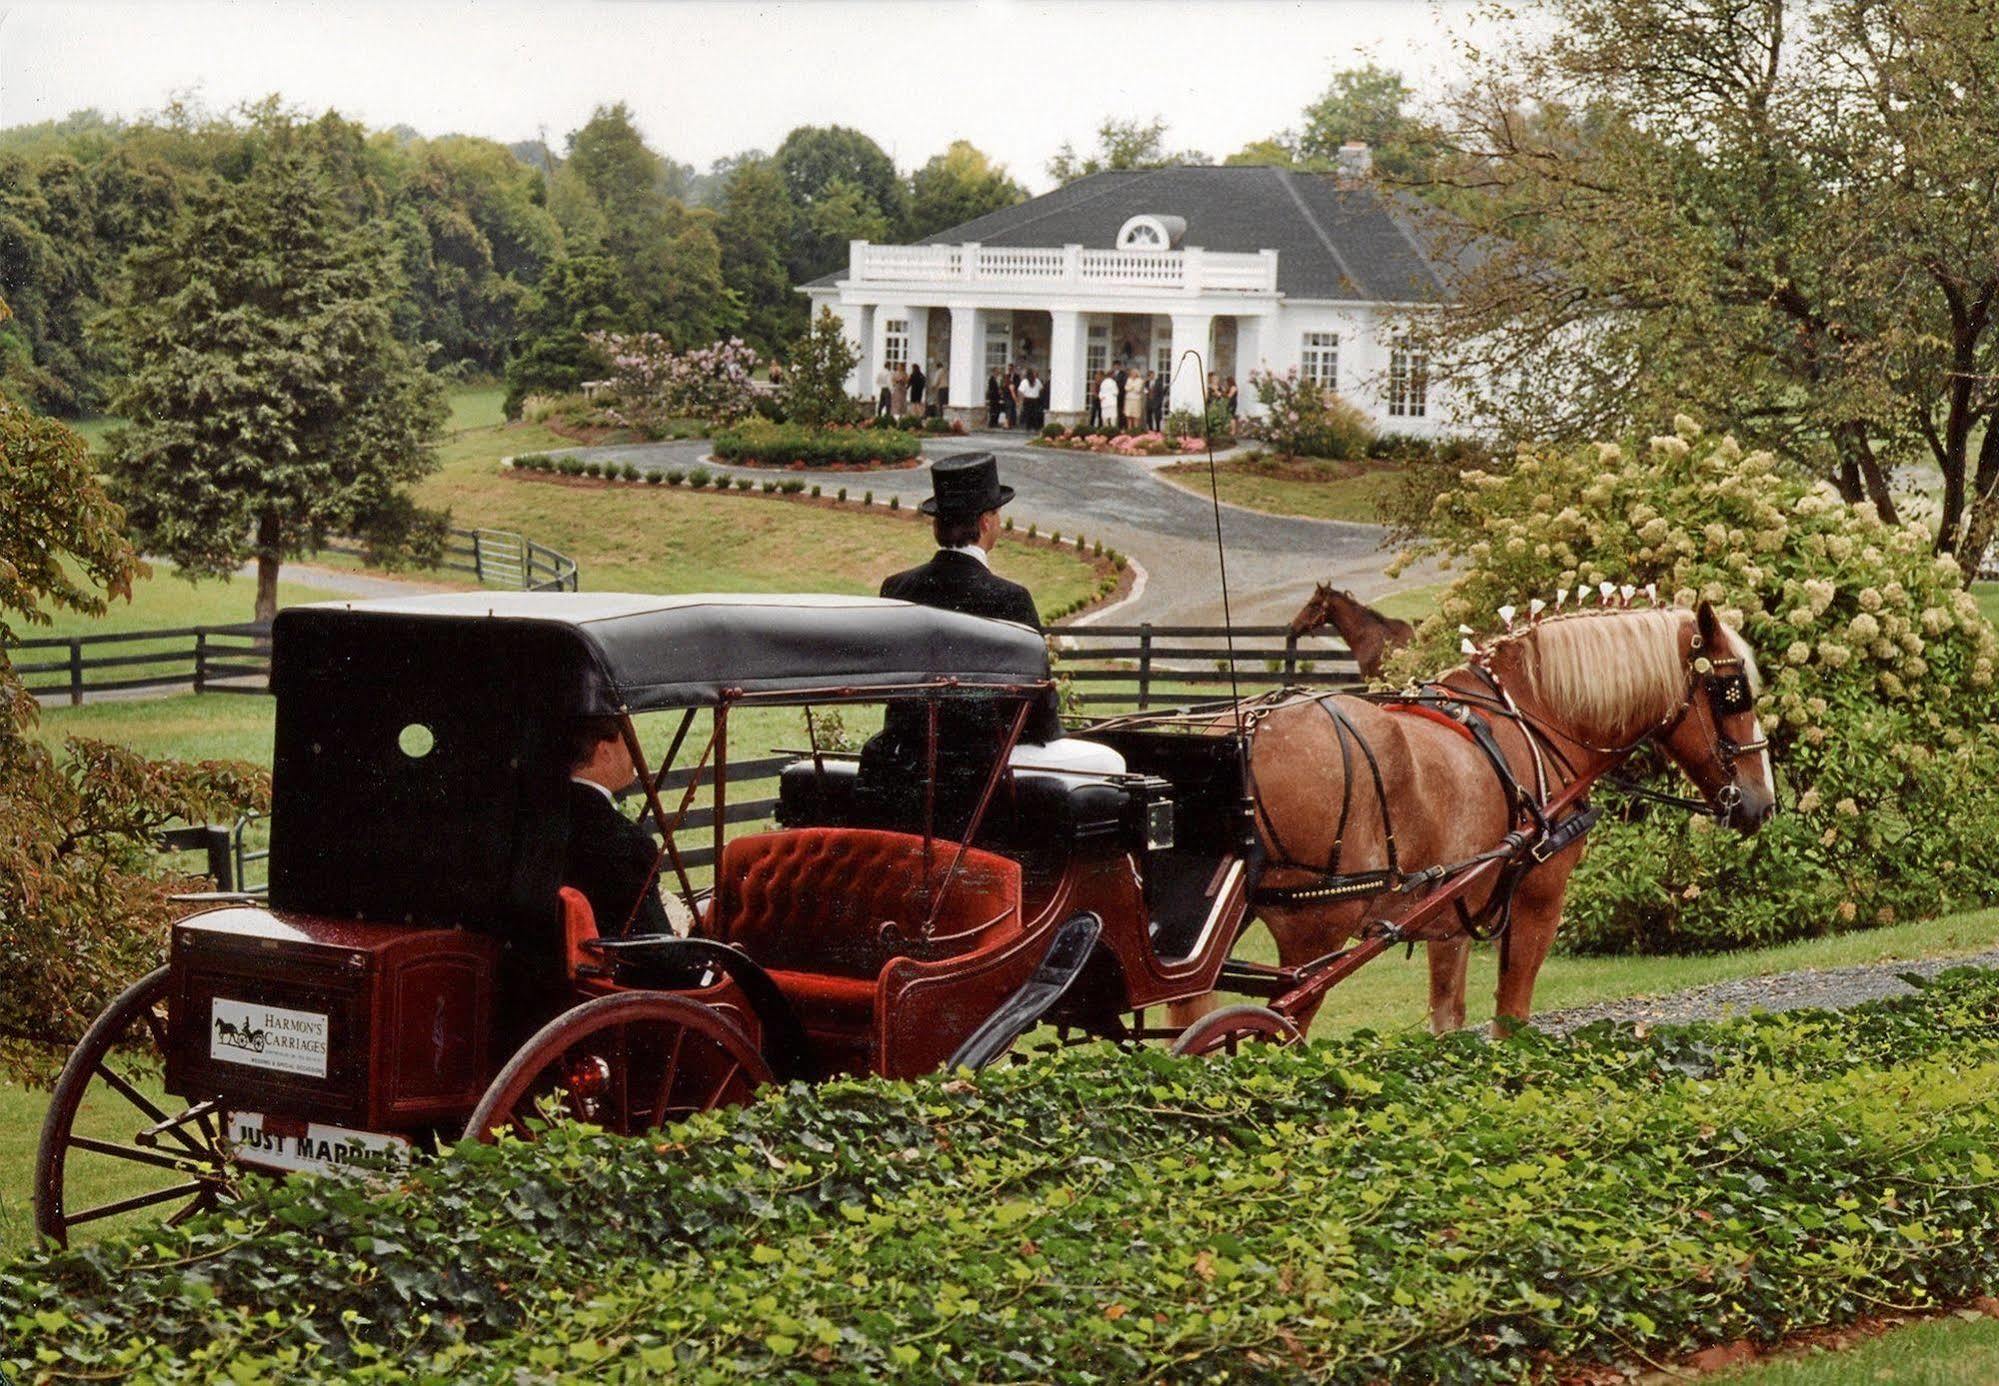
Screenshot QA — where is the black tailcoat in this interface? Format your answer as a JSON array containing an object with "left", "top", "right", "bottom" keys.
[
  {"left": 565, "top": 780, "right": 670, "bottom": 935},
  {"left": 861, "top": 551, "right": 1064, "bottom": 827}
]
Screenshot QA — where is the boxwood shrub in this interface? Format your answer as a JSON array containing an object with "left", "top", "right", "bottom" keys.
[
  {"left": 8, "top": 970, "right": 1999, "bottom": 1382},
  {"left": 714, "top": 421, "right": 922, "bottom": 468}
]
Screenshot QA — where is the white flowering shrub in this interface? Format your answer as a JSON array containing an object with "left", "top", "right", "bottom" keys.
[
  {"left": 1386, "top": 418, "right": 1999, "bottom": 953},
  {"left": 587, "top": 333, "right": 763, "bottom": 432}
]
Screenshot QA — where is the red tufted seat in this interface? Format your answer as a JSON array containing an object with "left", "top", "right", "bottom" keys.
[{"left": 713, "top": 828, "right": 1021, "bottom": 980}]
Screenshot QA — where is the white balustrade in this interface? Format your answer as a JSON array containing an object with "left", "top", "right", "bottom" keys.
[{"left": 847, "top": 242, "right": 1275, "bottom": 294}]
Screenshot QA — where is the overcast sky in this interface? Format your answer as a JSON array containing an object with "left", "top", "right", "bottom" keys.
[{"left": 0, "top": 1, "right": 1497, "bottom": 190}]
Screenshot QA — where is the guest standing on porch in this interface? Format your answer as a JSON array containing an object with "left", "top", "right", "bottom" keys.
[
  {"left": 876, "top": 365, "right": 892, "bottom": 418},
  {"left": 891, "top": 362, "right": 909, "bottom": 416},
  {"left": 986, "top": 369, "right": 1006, "bottom": 428},
  {"left": 908, "top": 360, "right": 926, "bottom": 414},
  {"left": 933, "top": 361, "right": 948, "bottom": 415},
  {"left": 1019, "top": 369, "right": 1044, "bottom": 430},
  {"left": 1096, "top": 373, "right": 1118, "bottom": 432}
]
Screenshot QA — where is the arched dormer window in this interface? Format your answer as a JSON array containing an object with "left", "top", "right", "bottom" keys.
[{"left": 1116, "top": 214, "right": 1185, "bottom": 250}]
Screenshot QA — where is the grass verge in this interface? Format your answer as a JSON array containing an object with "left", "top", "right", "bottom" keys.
[{"left": 1158, "top": 454, "right": 1409, "bottom": 524}]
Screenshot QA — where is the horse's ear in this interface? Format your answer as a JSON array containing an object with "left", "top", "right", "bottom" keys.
[{"left": 1694, "top": 599, "right": 1722, "bottom": 648}]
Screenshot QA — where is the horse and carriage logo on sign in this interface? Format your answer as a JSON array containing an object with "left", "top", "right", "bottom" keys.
[{"left": 213, "top": 1017, "right": 268, "bottom": 1054}]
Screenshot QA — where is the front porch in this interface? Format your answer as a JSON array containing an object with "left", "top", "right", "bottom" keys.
[{"left": 819, "top": 239, "right": 1278, "bottom": 425}]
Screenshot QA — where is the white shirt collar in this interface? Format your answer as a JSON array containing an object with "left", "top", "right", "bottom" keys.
[
  {"left": 570, "top": 776, "right": 618, "bottom": 806},
  {"left": 942, "top": 544, "right": 991, "bottom": 568}
]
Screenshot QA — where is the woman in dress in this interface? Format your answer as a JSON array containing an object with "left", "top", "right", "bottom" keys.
[{"left": 890, "top": 363, "right": 909, "bottom": 417}]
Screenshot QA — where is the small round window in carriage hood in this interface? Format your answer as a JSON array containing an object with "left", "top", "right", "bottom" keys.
[{"left": 397, "top": 723, "right": 436, "bottom": 759}]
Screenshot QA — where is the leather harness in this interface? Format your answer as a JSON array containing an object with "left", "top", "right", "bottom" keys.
[{"left": 1242, "top": 633, "right": 1764, "bottom": 952}]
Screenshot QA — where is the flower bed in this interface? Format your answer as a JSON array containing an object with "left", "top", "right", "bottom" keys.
[
  {"left": 713, "top": 421, "right": 923, "bottom": 469},
  {"left": 1032, "top": 424, "right": 1210, "bottom": 456},
  {"left": 10, "top": 969, "right": 1999, "bottom": 1381}
]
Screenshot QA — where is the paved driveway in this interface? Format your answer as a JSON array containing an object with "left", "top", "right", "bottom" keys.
[{"left": 573, "top": 429, "right": 1410, "bottom": 628}]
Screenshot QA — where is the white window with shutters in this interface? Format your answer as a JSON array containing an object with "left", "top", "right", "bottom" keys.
[
  {"left": 984, "top": 316, "right": 1011, "bottom": 373},
  {"left": 883, "top": 319, "right": 910, "bottom": 368},
  {"left": 1300, "top": 332, "right": 1339, "bottom": 390}
]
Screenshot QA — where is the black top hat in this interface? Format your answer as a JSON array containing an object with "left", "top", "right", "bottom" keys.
[{"left": 920, "top": 452, "right": 1015, "bottom": 518}]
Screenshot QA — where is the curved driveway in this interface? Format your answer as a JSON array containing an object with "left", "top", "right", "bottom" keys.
[{"left": 575, "top": 430, "right": 1405, "bottom": 628}]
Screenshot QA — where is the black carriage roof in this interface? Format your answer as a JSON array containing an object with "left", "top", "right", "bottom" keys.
[{"left": 273, "top": 591, "right": 1051, "bottom": 713}]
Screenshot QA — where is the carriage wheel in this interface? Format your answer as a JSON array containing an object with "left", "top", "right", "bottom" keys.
[
  {"left": 463, "top": 992, "right": 773, "bottom": 1142},
  {"left": 1168, "top": 1004, "right": 1302, "bottom": 1058},
  {"left": 35, "top": 966, "right": 237, "bottom": 1248}
]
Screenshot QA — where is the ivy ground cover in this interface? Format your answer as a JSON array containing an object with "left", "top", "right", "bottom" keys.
[{"left": 8, "top": 969, "right": 1999, "bottom": 1382}]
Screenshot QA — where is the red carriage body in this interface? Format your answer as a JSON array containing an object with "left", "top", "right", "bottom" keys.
[{"left": 36, "top": 593, "right": 1283, "bottom": 1244}]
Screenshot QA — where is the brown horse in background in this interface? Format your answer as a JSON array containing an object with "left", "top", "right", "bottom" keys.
[
  {"left": 1241, "top": 602, "right": 1774, "bottom": 1034},
  {"left": 1289, "top": 584, "right": 1415, "bottom": 680}
]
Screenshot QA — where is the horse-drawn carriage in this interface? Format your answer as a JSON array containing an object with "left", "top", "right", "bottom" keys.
[{"left": 34, "top": 589, "right": 1774, "bottom": 1245}]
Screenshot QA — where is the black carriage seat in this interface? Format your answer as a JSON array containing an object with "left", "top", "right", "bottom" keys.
[{"left": 776, "top": 757, "right": 1156, "bottom": 858}]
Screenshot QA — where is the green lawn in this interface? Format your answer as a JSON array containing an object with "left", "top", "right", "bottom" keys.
[
  {"left": 1718, "top": 1312, "right": 1999, "bottom": 1382},
  {"left": 1972, "top": 582, "right": 1999, "bottom": 628},
  {"left": 1160, "top": 456, "right": 1409, "bottom": 524},
  {"left": 422, "top": 415, "right": 1101, "bottom": 621}
]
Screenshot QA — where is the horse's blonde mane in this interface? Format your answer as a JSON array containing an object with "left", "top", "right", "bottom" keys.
[{"left": 1493, "top": 608, "right": 1694, "bottom": 744}]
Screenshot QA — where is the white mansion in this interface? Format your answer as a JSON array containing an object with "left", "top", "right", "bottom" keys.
[{"left": 802, "top": 148, "right": 1464, "bottom": 433}]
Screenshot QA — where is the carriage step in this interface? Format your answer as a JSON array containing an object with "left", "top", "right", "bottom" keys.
[{"left": 947, "top": 912, "right": 1103, "bottom": 1072}]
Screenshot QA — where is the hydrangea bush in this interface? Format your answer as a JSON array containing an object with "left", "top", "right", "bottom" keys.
[
  {"left": 588, "top": 333, "right": 762, "bottom": 433},
  {"left": 1387, "top": 418, "right": 1999, "bottom": 953}
]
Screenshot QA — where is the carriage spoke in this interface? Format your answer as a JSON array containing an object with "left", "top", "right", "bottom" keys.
[
  {"left": 142, "top": 1007, "right": 170, "bottom": 1054},
  {"left": 701, "top": 1060, "right": 743, "bottom": 1112},
  {"left": 646, "top": 1023, "right": 689, "bottom": 1130},
  {"left": 613, "top": 1026, "right": 632, "bottom": 1134},
  {"left": 91, "top": 1064, "right": 214, "bottom": 1159},
  {"left": 64, "top": 1181, "right": 206, "bottom": 1227},
  {"left": 68, "top": 1135, "right": 212, "bottom": 1176},
  {"left": 165, "top": 1187, "right": 221, "bottom": 1228}
]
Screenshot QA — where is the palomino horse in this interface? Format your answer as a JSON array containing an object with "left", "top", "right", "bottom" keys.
[
  {"left": 1242, "top": 600, "right": 1774, "bottom": 1034},
  {"left": 1289, "top": 584, "right": 1415, "bottom": 680}
]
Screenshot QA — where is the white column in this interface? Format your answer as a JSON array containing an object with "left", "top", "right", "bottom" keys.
[
  {"left": 1047, "top": 308, "right": 1088, "bottom": 419},
  {"left": 840, "top": 304, "right": 872, "bottom": 397},
  {"left": 1235, "top": 315, "right": 1265, "bottom": 417},
  {"left": 906, "top": 310, "right": 931, "bottom": 384},
  {"left": 947, "top": 306, "right": 980, "bottom": 421},
  {"left": 1168, "top": 311, "right": 1215, "bottom": 415}
]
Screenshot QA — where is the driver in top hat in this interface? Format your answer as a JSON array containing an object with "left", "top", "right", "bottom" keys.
[{"left": 859, "top": 453, "right": 1122, "bottom": 827}]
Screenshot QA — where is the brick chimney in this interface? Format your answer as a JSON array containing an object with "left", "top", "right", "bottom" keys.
[{"left": 1336, "top": 140, "right": 1373, "bottom": 185}]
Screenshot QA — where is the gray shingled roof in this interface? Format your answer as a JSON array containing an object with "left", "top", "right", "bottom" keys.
[{"left": 805, "top": 165, "right": 1460, "bottom": 303}]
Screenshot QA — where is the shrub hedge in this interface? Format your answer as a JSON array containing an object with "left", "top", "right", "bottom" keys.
[
  {"left": 714, "top": 422, "right": 922, "bottom": 468},
  {"left": 8, "top": 969, "right": 1999, "bottom": 1382},
  {"left": 1388, "top": 420, "right": 1999, "bottom": 953}
]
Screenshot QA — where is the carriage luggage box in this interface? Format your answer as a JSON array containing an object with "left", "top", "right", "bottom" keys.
[{"left": 164, "top": 908, "right": 499, "bottom": 1131}]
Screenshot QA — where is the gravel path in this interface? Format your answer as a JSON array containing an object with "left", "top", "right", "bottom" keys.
[
  {"left": 1535, "top": 948, "right": 1999, "bottom": 1034},
  {"left": 565, "top": 429, "right": 1421, "bottom": 628}
]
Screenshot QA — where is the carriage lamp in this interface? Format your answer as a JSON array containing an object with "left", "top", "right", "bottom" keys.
[{"left": 564, "top": 1054, "right": 613, "bottom": 1118}]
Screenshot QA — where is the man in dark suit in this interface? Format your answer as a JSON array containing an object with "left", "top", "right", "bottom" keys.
[
  {"left": 860, "top": 454, "right": 1063, "bottom": 827},
  {"left": 564, "top": 717, "right": 670, "bottom": 934}
]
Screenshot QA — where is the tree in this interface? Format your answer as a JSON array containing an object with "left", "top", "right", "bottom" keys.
[
  {"left": 716, "top": 158, "right": 802, "bottom": 354},
  {"left": 1293, "top": 63, "right": 1436, "bottom": 182},
  {"left": 1429, "top": 0, "right": 1999, "bottom": 577},
  {"left": 542, "top": 106, "right": 736, "bottom": 353},
  {"left": 385, "top": 133, "right": 562, "bottom": 375},
  {"left": 774, "top": 125, "right": 906, "bottom": 281},
  {"left": 105, "top": 119, "right": 446, "bottom": 623},
  {"left": 781, "top": 307, "right": 862, "bottom": 428},
  {"left": 0, "top": 294, "right": 267, "bottom": 1080},
  {"left": 905, "top": 141, "right": 1026, "bottom": 239},
  {"left": 503, "top": 254, "right": 624, "bottom": 414},
  {"left": 1046, "top": 117, "right": 1208, "bottom": 186}
]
